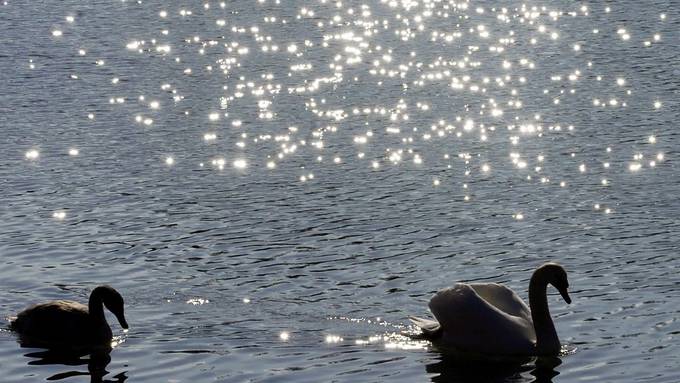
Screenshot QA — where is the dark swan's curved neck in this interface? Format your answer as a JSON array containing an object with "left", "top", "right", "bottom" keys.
[
  {"left": 88, "top": 288, "right": 106, "bottom": 321},
  {"left": 529, "top": 272, "right": 560, "bottom": 355}
]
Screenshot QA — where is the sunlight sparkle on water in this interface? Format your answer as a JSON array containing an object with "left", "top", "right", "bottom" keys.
[
  {"left": 186, "top": 298, "right": 209, "bottom": 305},
  {"left": 36, "top": 0, "right": 669, "bottom": 220},
  {"left": 25, "top": 149, "right": 39, "bottom": 160}
]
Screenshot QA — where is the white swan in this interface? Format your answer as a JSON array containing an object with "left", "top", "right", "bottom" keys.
[{"left": 410, "top": 262, "right": 571, "bottom": 356}]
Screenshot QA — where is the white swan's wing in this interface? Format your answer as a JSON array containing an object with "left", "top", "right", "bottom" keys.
[
  {"left": 468, "top": 283, "right": 531, "bottom": 320},
  {"left": 428, "top": 284, "right": 536, "bottom": 355},
  {"left": 408, "top": 316, "right": 441, "bottom": 339}
]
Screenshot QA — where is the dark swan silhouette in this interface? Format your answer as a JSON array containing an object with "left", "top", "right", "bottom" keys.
[{"left": 10, "top": 285, "right": 128, "bottom": 347}]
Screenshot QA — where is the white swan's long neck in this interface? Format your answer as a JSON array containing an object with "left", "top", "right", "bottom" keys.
[{"left": 529, "top": 272, "right": 560, "bottom": 355}]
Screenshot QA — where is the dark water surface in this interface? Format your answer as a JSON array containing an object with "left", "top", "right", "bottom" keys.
[{"left": 1, "top": 0, "right": 679, "bottom": 382}]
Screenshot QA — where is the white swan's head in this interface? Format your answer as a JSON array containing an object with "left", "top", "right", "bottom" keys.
[{"left": 538, "top": 263, "right": 571, "bottom": 304}]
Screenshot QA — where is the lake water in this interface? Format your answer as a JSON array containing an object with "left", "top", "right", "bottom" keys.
[{"left": 1, "top": 0, "right": 679, "bottom": 381}]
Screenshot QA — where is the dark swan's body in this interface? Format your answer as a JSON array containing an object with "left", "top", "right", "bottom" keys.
[
  {"left": 410, "top": 263, "right": 571, "bottom": 356},
  {"left": 10, "top": 285, "right": 128, "bottom": 347}
]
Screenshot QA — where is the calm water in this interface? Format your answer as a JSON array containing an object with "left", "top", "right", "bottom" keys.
[{"left": 1, "top": 0, "right": 679, "bottom": 381}]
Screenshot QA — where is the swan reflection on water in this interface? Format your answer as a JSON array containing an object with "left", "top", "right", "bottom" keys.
[
  {"left": 426, "top": 350, "right": 563, "bottom": 383},
  {"left": 15, "top": 333, "right": 127, "bottom": 383},
  {"left": 21, "top": 345, "right": 126, "bottom": 383}
]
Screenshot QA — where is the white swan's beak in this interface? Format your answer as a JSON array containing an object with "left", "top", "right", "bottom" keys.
[{"left": 559, "top": 288, "right": 572, "bottom": 304}]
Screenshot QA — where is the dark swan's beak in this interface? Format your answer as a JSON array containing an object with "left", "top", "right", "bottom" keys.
[
  {"left": 116, "top": 312, "right": 129, "bottom": 329},
  {"left": 558, "top": 287, "right": 572, "bottom": 304}
]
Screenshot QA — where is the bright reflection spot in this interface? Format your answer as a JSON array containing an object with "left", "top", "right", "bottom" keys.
[
  {"left": 52, "top": 30, "right": 62, "bottom": 37},
  {"left": 384, "top": 342, "right": 426, "bottom": 350},
  {"left": 233, "top": 159, "right": 247, "bottom": 169},
  {"left": 53, "top": 210, "right": 66, "bottom": 220},
  {"left": 165, "top": 156, "right": 174, "bottom": 165},
  {"left": 325, "top": 335, "right": 343, "bottom": 343},
  {"left": 68, "top": 148, "right": 79, "bottom": 156},
  {"left": 513, "top": 213, "right": 524, "bottom": 220},
  {"left": 629, "top": 162, "right": 642, "bottom": 172},
  {"left": 242, "top": 298, "right": 251, "bottom": 303},
  {"left": 186, "top": 298, "right": 209, "bottom": 305},
  {"left": 212, "top": 158, "right": 226, "bottom": 170},
  {"left": 280, "top": 332, "right": 290, "bottom": 341},
  {"left": 25, "top": 149, "right": 39, "bottom": 160}
]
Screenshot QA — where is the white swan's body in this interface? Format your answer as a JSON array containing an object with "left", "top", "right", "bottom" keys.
[{"left": 410, "top": 263, "right": 571, "bottom": 356}]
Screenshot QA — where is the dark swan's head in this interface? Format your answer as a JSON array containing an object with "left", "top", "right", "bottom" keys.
[
  {"left": 94, "top": 285, "right": 129, "bottom": 329},
  {"left": 537, "top": 263, "right": 571, "bottom": 304}
]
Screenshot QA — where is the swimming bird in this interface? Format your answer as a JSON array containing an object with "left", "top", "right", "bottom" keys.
[
  {"left": 410, "top": 262, "right": 571, "bottom": 356},
  {"left": 10, "top": 285, "right": 128, "bottom": 347}
]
